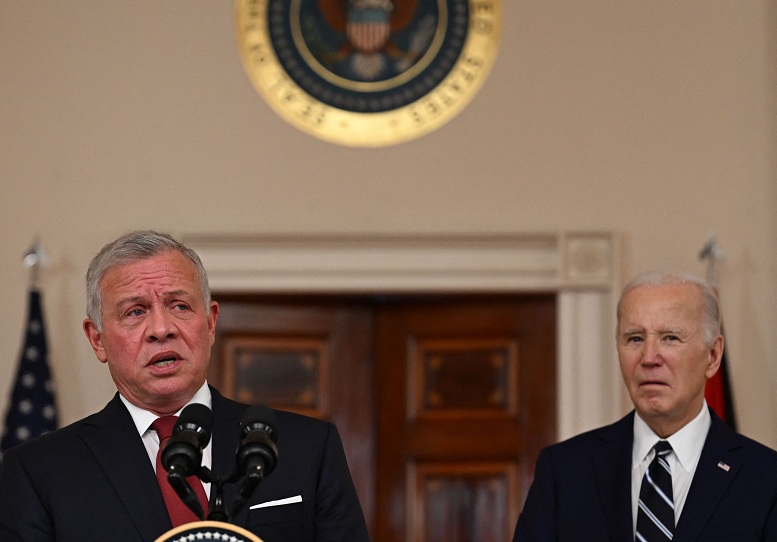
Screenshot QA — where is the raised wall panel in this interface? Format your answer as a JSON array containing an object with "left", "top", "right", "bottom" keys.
[
  {"left": 410, "top": 338, "right": 518, "bottom": 419},
  {"left": 221, "top": 335, "right": 329, "bottom": 418},
  {"left": 409, "top": 462, "right": 518, "bottom": 542}
]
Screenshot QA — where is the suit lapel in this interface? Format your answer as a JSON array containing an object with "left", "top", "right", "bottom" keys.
[
  {"left": 674, "top": 411, "right": 741, "bottom": 542},
  {"left": 594, "top": 412, "right": 636, "bottom": 542},
  {"left": 79, "top": 394, "right": 172, "bottom": 540},
  {"left": 80, "top": 389, "right": 250, "bottom": 537},
  {"left": 209, "top": 388, "right": 249, "bottom": 525}
]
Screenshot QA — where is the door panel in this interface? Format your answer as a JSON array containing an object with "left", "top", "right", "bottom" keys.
[
  {"left": 210, "top": 296, "right": 376, "bottom": 530},
  {"left": 375, "top": 296, "right": 556, "bottom": 542},
  {"left": 211, "top": 294, "right": 556, "bottom": 542}
]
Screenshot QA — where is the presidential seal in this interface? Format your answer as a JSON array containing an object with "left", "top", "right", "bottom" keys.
[
  {"left": 154, "top": 521, "right": 263, "bottom": 542},
  {"left": 236, "top": 0, "right": 501, "bottom": 147}
]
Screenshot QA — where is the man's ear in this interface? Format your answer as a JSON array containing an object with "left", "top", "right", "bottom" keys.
[
  {"left": 207, "top": 301, "right": 219, "bottom": 346},
  {"left": 705, "top": 334, "right": 724, "bottom": 379},
  {"left": 83, "top": 319, "right": 108, "bottom": 363}
]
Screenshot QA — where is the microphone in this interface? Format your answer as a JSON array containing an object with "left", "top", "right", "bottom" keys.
[
  {"left": 161, "top": 403, "right": 214, "bottom": 519},
  {"left": 230, "top": 405, "right": 279, "bottom": 517}
]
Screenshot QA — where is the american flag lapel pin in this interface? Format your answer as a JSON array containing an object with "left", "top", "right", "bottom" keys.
[{"left": 717, "top": 461, "right": 731, "bottom": 472}]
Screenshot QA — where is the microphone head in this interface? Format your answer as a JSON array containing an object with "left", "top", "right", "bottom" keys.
[
  {"left": 237, "top": 405, "right": 279, "bottom": 476},
  {"left": 240, "top": 405, "right": 279, "bottom": 444},
  {"left": 161, "top": 403, "right": 212, "bottom": 475},
  {"left": 176, "top": 403, "right": 214, "bottom": 449}
]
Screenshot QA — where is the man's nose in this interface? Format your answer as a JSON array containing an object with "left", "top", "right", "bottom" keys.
[
  {"left": 640, "top": 337, "right": 663, "bottom": 364},
  {"left": 146, "top": 309, "right": 177, "bottom": 340}
]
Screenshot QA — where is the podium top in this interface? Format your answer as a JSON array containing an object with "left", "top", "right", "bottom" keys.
[{"left": 154, "top": 520, "right": 263, "bottom": 542}]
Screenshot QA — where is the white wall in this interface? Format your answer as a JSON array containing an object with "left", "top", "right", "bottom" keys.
[{"left": 1, "top": 1, "right": 776, "bottom": 447}]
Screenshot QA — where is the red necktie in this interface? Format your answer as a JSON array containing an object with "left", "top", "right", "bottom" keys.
[{"left": 151, "top": 415, "right": 209, "bottom": 526}]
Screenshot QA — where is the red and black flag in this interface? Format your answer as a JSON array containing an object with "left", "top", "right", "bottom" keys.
[
  {"left": 705, "top": 326, "right": 736, "bottom": 429},
  {"left": 698, "top": 237, "right": 736, "bottom": 429}
]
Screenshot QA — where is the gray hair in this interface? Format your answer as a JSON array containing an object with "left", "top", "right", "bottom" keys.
[
  {"left": 86, "top": 231, "right": 210, "bottom": 331},
  {"left": 616, "top": 270, "right": 722, "bottom": 346}
]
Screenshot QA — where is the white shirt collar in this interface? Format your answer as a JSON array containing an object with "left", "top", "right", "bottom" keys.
[
  {"left": 120, "top": 381, "right": 213, "bottom": 436},
  {"left": 632, "top": 401, "right": 711, "bottom": 473}
]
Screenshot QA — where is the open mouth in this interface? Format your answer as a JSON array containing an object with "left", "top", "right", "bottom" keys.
[{"left": 150, "top": 352, "right": 180, "bottom": 368}]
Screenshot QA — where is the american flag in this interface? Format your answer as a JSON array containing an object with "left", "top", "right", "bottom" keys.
[{"left": 0, "top": 289, "right": 58, "bottom": 463}]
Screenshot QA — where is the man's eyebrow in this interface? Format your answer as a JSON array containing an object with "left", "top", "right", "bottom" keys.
[
  {"left": 658, "top": 327, "right": 687, "bottom": 336},
  {"left": 115, "top": 295, "right": 145, "bottom": 308},
  {"left": 115, "top": 290, "right": 193, "bottom": 306},
  {"left": 165, "top": 289, "right": 192, "bottom": 298}
]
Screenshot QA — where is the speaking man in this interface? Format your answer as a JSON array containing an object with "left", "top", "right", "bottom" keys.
[{"left": 0, "top": 230, "right": 370, "bottom": 542}]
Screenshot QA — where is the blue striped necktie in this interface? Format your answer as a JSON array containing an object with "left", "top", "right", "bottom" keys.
[{"left": 636, "top": 440, "right": 675, "bottom": 541}]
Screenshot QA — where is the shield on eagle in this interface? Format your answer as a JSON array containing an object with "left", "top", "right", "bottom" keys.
[{"left": 346, "top": 1, "right": 394, "bottom": 53}]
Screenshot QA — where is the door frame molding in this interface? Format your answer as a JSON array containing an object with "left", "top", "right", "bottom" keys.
[{"left": 184, "top": 231, "right": 624, "bottom": 440}]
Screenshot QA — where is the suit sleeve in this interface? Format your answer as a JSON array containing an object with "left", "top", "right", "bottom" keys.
[
  {"left": 512, "top": 447, "right": 557, "bottom": 542},
  {"left": 313, "top": 423, "right": 370, "bottom": 542},
  {"left": 0, "top": 446, "right": 55, "bottom": 542}
]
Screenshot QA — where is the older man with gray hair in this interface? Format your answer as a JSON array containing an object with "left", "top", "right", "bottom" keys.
[
  {"left": 513, "top": 270, "right": 777, "bottom": 541},
  {"left": 0, "top": 230, "right": 370, "bottom": 542}
]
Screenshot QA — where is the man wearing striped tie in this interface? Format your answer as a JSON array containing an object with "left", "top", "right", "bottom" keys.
[{"left": 513, "top": 270, "right": 777, "bottom": 541}]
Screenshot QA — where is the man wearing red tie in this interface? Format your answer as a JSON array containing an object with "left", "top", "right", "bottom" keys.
[{"left": 0, "top": 230, "right": 370, "bottom": 542}]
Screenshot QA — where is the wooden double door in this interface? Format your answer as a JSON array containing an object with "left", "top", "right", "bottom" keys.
[{"left": 210, "top": 294, "right": 556, "bottom": 542}]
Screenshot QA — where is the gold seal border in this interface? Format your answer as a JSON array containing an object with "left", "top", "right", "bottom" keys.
[
  {"left": 154, "top": 520, "right": 263, "bottom": 542},
  {"left": 235, "top": 0, "right": 502, "bottom": 148}
]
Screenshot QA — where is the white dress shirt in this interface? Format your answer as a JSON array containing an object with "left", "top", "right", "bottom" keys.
[
  {"left": 120, "top": 382, "right": 213, "bottom": 497},
  {"left": 631, "top": 401, "right": 711, "bottom": 536}
]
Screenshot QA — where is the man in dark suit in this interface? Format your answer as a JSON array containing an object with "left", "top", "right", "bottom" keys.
[
  {"left": 513, "top": 270, "right": 777, "bottom": 541},
  {"left": 0, "top": 230, "right": 370, "bottom": 542}
]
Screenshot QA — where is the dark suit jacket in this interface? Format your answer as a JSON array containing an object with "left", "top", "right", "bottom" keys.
[
  {"left": 513, "top": 409, "right": 777, "bottom": 541},
  {"left": 0, "top": 387, "right": 370, "bottom": 542}
]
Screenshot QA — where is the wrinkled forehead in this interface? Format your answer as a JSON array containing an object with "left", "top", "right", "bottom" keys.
[
  {"left": 100, "top": 252, "right": 201, "bottom": 298},
  {"left": 618, "top": 283, "right": 703, "bottom": 327}
]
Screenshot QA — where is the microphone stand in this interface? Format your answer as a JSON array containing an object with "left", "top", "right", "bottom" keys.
[
  {"left": 167, "top": 466, "right": 206, "bottom": 520},
  {"left": 229, "top": 464, "right": 266, "bottom": 519},
  {"left": 195, "top": 466, "right": 258, "bottom": 523},
  {"left": 163, "top": 404, "right": 277, "bottom": 526}
]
